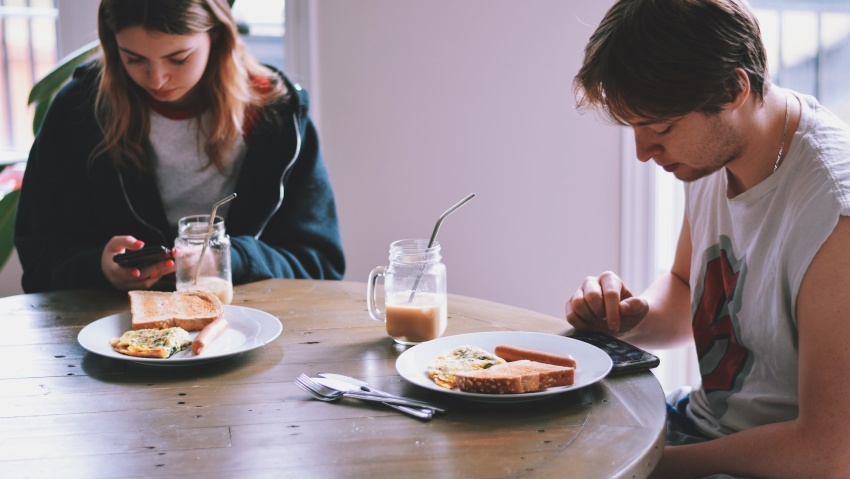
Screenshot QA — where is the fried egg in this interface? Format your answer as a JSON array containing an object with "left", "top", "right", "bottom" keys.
[
  {"left": 110, "top": 327, "right": 192, "bottom": 358},
  {"left": 427, "top": 345, "right": 506, "bottom": 389}
]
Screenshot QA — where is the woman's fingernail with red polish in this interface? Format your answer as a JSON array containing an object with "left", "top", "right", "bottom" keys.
[
  {"left": 150, "top": 273, "right": 158, "bottom": 279},
  {"left": 132, "top": 269, "right": 141, "bottom": 278},
  {"left": 166, "top": 260, "right": 174, "bottom": 268},
  {"left": 134, "top": 240, "right": 144, "bottom": 248}
]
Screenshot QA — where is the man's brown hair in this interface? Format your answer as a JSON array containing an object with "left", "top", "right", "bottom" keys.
[{"left": 574, "top": 0, "right": 769, "bottom": 124}]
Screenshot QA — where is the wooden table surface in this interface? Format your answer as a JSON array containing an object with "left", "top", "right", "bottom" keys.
[{"left": 0, "top": 279, "right": 665, "bottom": 479}]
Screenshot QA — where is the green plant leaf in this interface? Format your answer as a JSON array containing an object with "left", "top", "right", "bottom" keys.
[
  {"left": 32, "top": 98, "right": 52, "bottom": 136},
  {"left": 28, "top": 40, "right": 100, "bottom": 105},
  {"left": 0, "top": 189, "right": 20, "bottom": 271}
]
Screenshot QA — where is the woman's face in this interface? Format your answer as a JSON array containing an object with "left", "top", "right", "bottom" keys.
[{"left": 114, "top": 26, "right": 212, "bottom": 109}]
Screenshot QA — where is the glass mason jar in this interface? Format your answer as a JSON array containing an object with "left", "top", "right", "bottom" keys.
[
  {"left": 367, "top": 239, "right": 447, "bottom": 345},
  {"left": 175, "top": 214, "right": 233, "bottom": 305}
]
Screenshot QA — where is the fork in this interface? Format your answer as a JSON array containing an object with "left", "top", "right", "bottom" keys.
[
  {"left": 295, "top": 375, "right": 442, "bottom": 414},
  {"left": 294, "top": 376, "right": 337, "bottom": 401}
]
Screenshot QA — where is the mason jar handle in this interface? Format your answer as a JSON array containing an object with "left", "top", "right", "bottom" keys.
[{"left": 367, "top": 266, "right": 387, "bottom": 322}]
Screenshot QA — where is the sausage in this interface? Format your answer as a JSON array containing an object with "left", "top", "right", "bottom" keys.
[
  {"left": 494, "top": 344, "right": 577, "bottom": 368},
  {"left": 192, "top": 317, "right": 229, "bottom": 355}
]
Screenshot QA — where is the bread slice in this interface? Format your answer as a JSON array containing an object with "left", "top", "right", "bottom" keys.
[
  {"left": 454, "top": 360, "right": 575, "bottom": 394},
  {"left": 129, "top": 290, "right": 222, "bottom": 332},
  {"left": 505, "top": 360, "right": 575, "bottom": 388}
]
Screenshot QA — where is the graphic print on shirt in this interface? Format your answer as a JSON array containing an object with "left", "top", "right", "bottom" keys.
[{"left": 691, "top": 235, "right": 753, "bottom": 418}]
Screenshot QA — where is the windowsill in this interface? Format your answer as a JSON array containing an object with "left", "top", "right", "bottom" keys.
[{"left": 0, "top": 150, "right": 27, "bottom": 166}]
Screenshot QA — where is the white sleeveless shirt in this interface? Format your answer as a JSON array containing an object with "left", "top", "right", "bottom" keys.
[{"left": 684, "top": 92, "right": 850, "bottom": 437}]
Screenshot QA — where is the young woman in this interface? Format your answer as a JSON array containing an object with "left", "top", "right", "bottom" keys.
[{"left": 15, "top": 0, "right": 345, "bottom": 293}]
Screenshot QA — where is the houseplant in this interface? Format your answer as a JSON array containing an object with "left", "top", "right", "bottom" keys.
[{"left": 0, "top": 163, "right": 24, "bottom": 270}]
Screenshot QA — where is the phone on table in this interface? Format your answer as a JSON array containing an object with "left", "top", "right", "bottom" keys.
[
  {"left": 570, "top": 331, "right": 660, "bottom": 374},
  {"left": 113, "top": 245, "right": 172, "bottom": 268}
]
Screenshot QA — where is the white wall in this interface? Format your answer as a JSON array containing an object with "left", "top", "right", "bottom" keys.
[
  {"left": 313, "top": 1, "right": 621, "bottom": 319},
  {"left": 2, "top": 1, "right": 623, "bottom": 325},
  {"left": 56, "top": 0, "right": 99, "bottom": 58}
]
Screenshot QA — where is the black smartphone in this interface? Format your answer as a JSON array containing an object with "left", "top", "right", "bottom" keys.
[
  {"left": 570, "top": 331, "right": 660, "bottom": 373},
  {"left": 113, "top": 245, "right": 172, "bottom": 268}
]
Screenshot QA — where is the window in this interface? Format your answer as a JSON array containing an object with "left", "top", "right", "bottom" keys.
[
  {"left": 0, "top": 0, "right": 57, "bottom": 160},
  {"left": 755, "top": 1, "right": 850, "bottom": 121},
  {"left": 627, "top": 1, "right": 850, "bottom": 393},
  {"left": 231, "top": 0, "right": 286, "bottom": 69}
]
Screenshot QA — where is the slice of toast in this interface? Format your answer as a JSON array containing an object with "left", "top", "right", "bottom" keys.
[
  {"left": 129, "top": 290, "right": 222, "bottom": 332},
  {"left": 503, "top": 360, "right": 575, "bottom": 388},
  {"left": 454, "top": 360, "right": 575, "bottom": 394}
]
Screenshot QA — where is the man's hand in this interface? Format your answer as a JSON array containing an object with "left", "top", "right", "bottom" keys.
[
  {"left": 101, "top": 236, "right": 175, "bottom": 291},
  {"left": 565, "top": 271, "right": 649, "bottom": 334}
]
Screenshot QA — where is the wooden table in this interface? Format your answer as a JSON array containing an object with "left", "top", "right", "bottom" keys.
[{"left": 0, "top": 279, "right": 665, "bottom": 478}]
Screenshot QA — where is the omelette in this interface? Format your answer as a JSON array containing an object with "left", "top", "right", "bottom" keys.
[
  {"left": 427, "top": 345, "right": 506, "bottom": 389},
  {"left": 110, "top": 327, "right": 192, "bottom": 358}
]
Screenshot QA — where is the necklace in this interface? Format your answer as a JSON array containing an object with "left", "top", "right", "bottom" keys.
[{"left": 772, "top": 92, "right": 790, "bottom": 173}]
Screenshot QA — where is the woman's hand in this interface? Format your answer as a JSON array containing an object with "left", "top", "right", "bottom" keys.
[
  {"left": 101, "top": 236, "right": 175, "bottom": 291},
  {"left": 565, "top": 271, "right": 649, "bottom": 334}
]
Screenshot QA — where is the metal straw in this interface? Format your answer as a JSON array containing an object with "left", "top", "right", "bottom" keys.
[
  {"left": 194, "top": 193, "right": 237, "bottom": 285},
  {"left": 407, "top": 193, "right": 476, "bottom": 302}
]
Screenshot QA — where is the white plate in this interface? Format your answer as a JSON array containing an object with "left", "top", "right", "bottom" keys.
[
  {"left": 395, "top": 331, "right": 613, "bottom": 403},
  {"left": 78, "top": 305, "right": 282, "bottom": 366}
]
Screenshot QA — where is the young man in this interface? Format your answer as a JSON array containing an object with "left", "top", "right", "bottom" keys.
[{"left": 567, "top": 0, "right": 850, "bottom": 477}]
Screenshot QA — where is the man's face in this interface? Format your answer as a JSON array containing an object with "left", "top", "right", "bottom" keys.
[{"left": 626, "top": 109, "right": 745, "bottom": 183}]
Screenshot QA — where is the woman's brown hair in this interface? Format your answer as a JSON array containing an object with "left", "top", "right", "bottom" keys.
[
  {"left": 95, "top": 0, "right": 288, "bottom": 172},
  {"left": 574, "top": 0, "right": 768, "bottom": 125}
]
